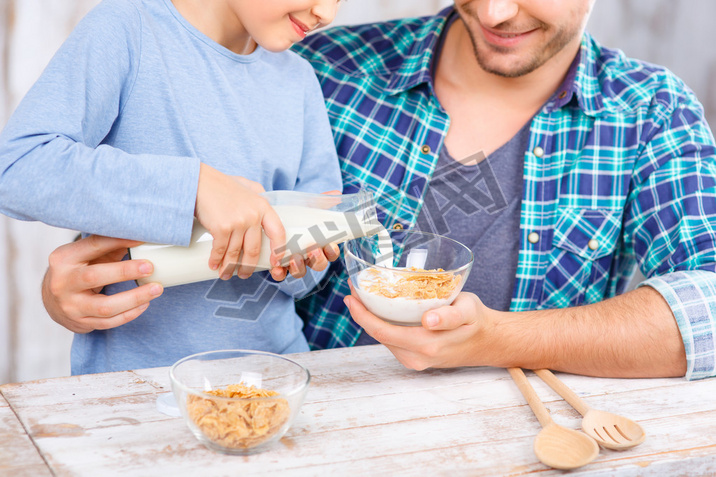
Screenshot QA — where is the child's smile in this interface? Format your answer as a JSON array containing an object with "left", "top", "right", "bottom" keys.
[
  {"left": 288, "top": 14, "right": 311, "bottom": 40},
  {"left": 171, "top": 0, "right": 341, "bottom": 54}
]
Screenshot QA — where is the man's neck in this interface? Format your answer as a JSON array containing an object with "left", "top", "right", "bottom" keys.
[
  {"left": 433, "top": 18, "right": 582, "bottom": 160},
  {"left": 438, "top": 19, "right": 580, "bottom": 112}
]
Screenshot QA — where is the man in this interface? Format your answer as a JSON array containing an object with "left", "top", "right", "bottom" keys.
[{"left": 41, "top": 1, "right": 716, "bottom": 380}]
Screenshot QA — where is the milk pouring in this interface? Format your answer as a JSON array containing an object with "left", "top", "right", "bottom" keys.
[{"left": 129, "top": 190, "right": 391, "bottom": 287}]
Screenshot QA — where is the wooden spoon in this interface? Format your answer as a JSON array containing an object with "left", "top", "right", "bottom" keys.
[
  {"left": 533, "top": 369, "right": 646, "bottom": 450},
  {"left": 508, "top": 367, "right": 599, "bottom": 470}
]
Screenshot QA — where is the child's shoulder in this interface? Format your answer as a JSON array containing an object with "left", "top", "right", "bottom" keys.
[{"left": 74, "top": 0, "right": 144, "bottom": 35}]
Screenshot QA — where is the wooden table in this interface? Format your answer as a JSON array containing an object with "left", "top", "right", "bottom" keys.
[{"left": 2, "top": 345, "right": 716, "bottom": 476}]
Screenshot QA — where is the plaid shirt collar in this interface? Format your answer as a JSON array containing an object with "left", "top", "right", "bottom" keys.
[
  {"left": 546, "top": 35, "right": 606, "bottom": 116},
  {"left": 382, "top": 7, "right": 452, "bottom": 95}
]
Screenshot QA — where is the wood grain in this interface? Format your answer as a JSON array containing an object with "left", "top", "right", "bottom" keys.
[
  {"left": 1, "top": 346, "right": 715, "bottom": 476},
  {"left": 0, "top": 391, "right": 51, "bottom": 476}
]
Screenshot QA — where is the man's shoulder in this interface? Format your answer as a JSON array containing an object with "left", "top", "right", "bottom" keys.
[
  {"left": 584, "top": 35, "right": 697, "bottom": 114},
  {"left": 292, "top": 15, "right": 441, "bottom": 77}
]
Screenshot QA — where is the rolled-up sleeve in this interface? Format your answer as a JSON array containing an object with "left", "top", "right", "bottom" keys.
[
  {"left": 627, "top": 84, "right": 716, "bottom": 380},
  {"left": 640, "top": 270, "right": 716, "bottom": 380}
]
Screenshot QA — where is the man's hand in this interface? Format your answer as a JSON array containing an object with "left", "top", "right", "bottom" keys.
[
  {"left": 346, "top": 282, "right": 687, "bottom": 378},
  {"left": 345, "top": 285, "right": 490, "bottom": 370},
  {"left": 42, "top": 235, "right": 163, "bottom": 333}
]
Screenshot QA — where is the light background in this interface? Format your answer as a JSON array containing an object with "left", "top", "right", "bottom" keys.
[{"left": 1, "top": 0, "right": 713, "bottom": 383}]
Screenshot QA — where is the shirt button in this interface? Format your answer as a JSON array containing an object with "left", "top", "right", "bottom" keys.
[
  {"left": 558, "top": 90, "right": 568, "bottom": 99},
  {"left": 588, "top": 239, "right": 599, "bottom": 250},
  {"left": 420, "top": 145, "right": 431, "bottom": 155},
  {"left": 533, "top": 146, "right": 544, "bottom": 157},
  {"left": 528, "top": 232, "right": 539, "bottom": 244},
  {"left": 393, "top": 223, "right": 404, "bottom": 230}
]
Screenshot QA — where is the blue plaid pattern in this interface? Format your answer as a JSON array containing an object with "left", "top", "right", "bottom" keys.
[{"left": 293, "top": 7, "right": 716, "bottom": 380}]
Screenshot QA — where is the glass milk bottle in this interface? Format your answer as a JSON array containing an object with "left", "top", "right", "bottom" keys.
[{"left": 128, "top": 190, "right": 390, "bottom": 287}]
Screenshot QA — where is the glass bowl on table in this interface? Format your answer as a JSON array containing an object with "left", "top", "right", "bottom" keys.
[
  {"left": 169, "top": 349, "right": 310, "bottom": 455},
  {"left": 344, "top": 229, "right": 473, "bottom": 326}
]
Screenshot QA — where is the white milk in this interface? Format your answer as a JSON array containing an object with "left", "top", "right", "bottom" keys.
[
  {"left": 130, "top": 204, "right": 386, "bottom": 287},
  {"left": 373, "top": 227, "right": 394, "bottom": 267},
  {"left": 354, "top": 267, "right": 460, "bottom": 326}
]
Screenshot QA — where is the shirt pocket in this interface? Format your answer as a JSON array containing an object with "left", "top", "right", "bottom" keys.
[{"left": 540, "top": 207, "right": 622, "bottom": 307}]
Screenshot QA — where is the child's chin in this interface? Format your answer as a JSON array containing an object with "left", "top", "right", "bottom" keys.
[{"left": 261, "top": 41, "right": 295, "bottom": 53}]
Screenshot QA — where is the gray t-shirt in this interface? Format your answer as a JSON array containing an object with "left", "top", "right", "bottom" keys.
[
  {"left": 355, "top": 124, "right": 529, "bottom": 346},
  {"left": 414, "top": 124, "right": 529, "bottom": 311}
]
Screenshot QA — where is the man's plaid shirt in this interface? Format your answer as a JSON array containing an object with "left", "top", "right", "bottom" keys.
[{"left": 292, "top": 7, "right": 716, "bottom": 380}]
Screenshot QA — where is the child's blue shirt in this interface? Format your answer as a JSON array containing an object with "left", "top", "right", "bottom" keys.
[{"left": 0, "top": 0, "right": 342, "bottom": 374}]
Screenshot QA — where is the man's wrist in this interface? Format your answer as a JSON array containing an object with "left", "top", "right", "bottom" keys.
[
  {"left": 478, "top": 307, "right": 560, "bottom": 371},
  {"left": 475, "top": 307, "right": 526, "bottom": 369}
]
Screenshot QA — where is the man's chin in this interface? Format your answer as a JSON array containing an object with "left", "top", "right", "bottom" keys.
[{"left": 476, "top": 56, "right": 543, "bottom": 78}]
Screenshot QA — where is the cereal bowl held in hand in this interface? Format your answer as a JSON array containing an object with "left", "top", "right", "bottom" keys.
[
  {"left": 169, "top": 350, "right": 310, "bottom": 455},
  {"left": 344, "top": 230, "right": 473, "bottom": 326}
]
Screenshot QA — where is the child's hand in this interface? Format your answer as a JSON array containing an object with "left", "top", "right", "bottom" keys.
[
  {"left": 195, "top": 163, "right": 286, "bottom": 280},
  {"left": 269, "top": 243, "right": 341, "bottom": 281},
  {"left": 269, "top": 189, "right": 343, "bottom": 281}
]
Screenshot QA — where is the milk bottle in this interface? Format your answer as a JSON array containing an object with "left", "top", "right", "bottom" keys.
[{"left": 129, "top": 190, "right": 391, "bottom": 287}]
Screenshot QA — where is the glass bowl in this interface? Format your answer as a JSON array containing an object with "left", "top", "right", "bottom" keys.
[
  {"left": 344, "top": 229, "right": 473, "bottom": 326},
  {"left": 169, "top": 349, "right": 310, "bottom": 455}
]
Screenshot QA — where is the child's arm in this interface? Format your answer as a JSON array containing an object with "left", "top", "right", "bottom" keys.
[{"left": 0, "top": 2, "right": 196, "bottom": 246}]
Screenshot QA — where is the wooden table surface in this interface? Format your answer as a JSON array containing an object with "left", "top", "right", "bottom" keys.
[{"left": 1, "top": 345, "right": 716, "bottom": 476}]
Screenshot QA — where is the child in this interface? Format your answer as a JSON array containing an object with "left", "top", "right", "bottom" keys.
[{"left": 0, "top": 0, "right": 343, "bottom": 374}]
